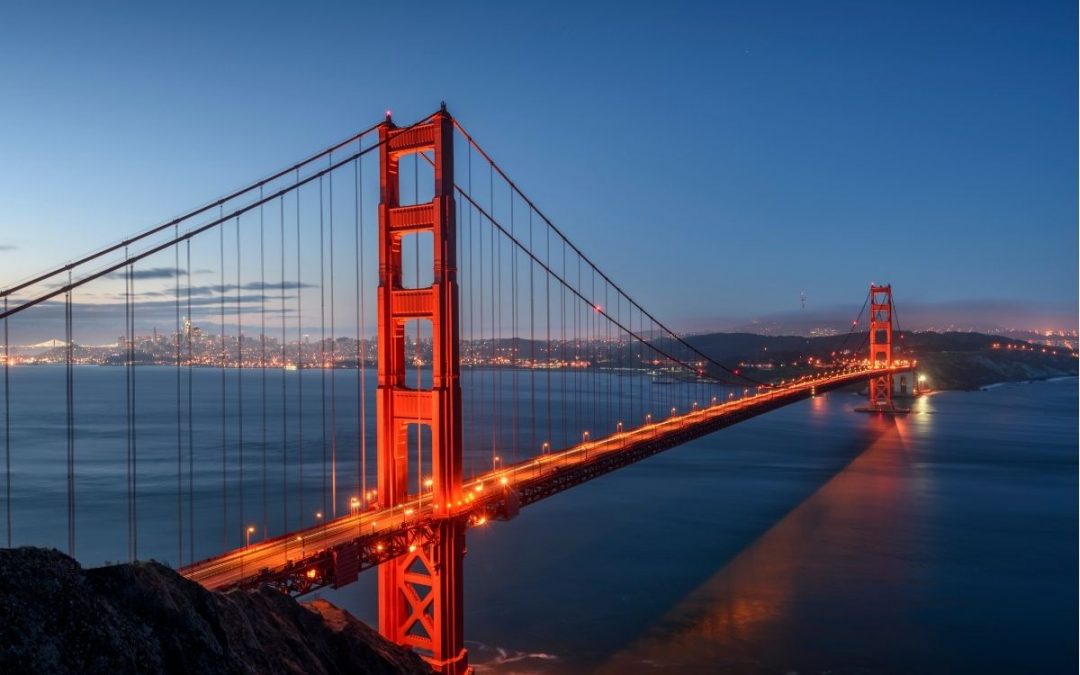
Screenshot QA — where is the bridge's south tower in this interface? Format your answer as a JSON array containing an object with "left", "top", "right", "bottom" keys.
[{"left": 376, "top": 106, "right": 467, "bottom": 674}]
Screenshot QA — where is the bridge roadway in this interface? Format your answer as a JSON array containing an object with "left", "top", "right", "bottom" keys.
[{"left": 180, "top": 365, "right": 910, "bottom": 594}]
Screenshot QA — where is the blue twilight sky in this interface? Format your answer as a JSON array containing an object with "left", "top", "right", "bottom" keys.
[{"left": 0, "top": 1, "right": 1076, "bottom": 331}]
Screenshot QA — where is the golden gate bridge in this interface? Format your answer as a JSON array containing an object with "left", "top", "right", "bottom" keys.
[{"left": 0, "top": 105, "right": 911, "bottom": 674}]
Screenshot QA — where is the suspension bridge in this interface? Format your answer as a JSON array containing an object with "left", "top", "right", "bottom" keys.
[{"left": 0, "top": 105, "right": 912, "bottom": 674}]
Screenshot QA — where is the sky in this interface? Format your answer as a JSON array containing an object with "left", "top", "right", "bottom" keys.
[{"left": 0, "top": 0, "right": 1076, "bottom": 334}]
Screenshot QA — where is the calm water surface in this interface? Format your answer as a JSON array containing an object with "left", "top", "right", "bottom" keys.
[{"left": 4, "top": 369, "right": 1076, "bottom": 673}]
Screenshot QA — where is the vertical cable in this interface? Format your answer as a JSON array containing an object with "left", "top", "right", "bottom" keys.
[
  {"left": 355, "top": 155, "right": 367, "bottom": 509},
  {"left": 296, "top": 173, "right": 304, "bottom": 529},
  {"left": 186, "top": 241, "right": 194, "bottom": 563},
  {"left": 528, "top": 208, "right": 535, "bottom": 458},
  {"left": 175, "top": 228, "right": 182, "bottom": 564},
  {"left": 315, "top": 174, "right": 324, "bottom": 527},
  {"left": 489, "top": 163, "right": 497, "bottom": 471},
  {"left": 466, "top": 144, "right": 475, "bottom": 476},
  {"left": 510, "top": 189, "right": 517, "bottom": 466},
  {"left": 129, "top": 259, "right": 138, "bottom": 560},
  {"left": 2, "top": 295, "right": 9, "bottom": 547},
  {"left": 329, "top": 165, "right": 338, "bottom": 517},
  {"left": 236, "top": 216, "right": 244, "bottom": 543},
  {"left": 65, "top": 271, "right": 74, "bottom": 556},
  {"left": 280, "top": 196, "right": 288, "bottom": 534},
  {"left": 318, "top": 174, "right": 327, "bottom": 526},
  {"left": 545, "top": 221, "right": 551, "bottom": 453},
  {"left": 260, "top": 189, "right": 268, "bottom": 539},
  {"left": 219, "top": 212, "right": 227, "bottom": 552}
]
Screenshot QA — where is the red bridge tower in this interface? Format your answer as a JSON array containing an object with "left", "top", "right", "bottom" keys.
[
  {"left": 857, "top": 283, "right": 909, "bottom": 414},
  {"left": 376, "top": 106, "right": 468, "bottom": 674}
]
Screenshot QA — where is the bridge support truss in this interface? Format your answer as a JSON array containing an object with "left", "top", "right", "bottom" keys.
[{"left": 376, "top": 106, "right": 468, "bottom": 674}]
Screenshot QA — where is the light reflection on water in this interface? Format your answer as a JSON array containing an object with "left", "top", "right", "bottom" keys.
[
  {"left": 401, "top": 379, "right": 1075, "bottom": 675},
  {"left": 594, "top": 418, "right": 918, "bottom": 674}
]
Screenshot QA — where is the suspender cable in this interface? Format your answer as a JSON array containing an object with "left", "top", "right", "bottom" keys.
[
  {"left": 0, "top": 123, "right": 387, "bottom": 306},
  {"left": 186, "top": 241, "right": 194, "bottom": 564},
  {"left": 1, "top": 115, "right": 436, "bottom": 324},
  {"left": 358, "top": 155, "right": 371, "bottom": 507},
  {"left": 219, "top": 212, "right": 227, "bottom": 552},
  {"left": 126, "top": 257, "right": 137, "bottom": 561},
  {"left": 489, "top": 165, "right": 497, "bottom": 471},
  {"left": 260, "top": 188, "right": 268, "bottom": 540},
  {"left": 280, "top": 196, "right": 288, "bottom": 535},
  {"left": 544, "top": 217, "right": 551, "bottom": 455},
  {"left": 65, "top": 272, "right": 74, "bottom": 556},
  {"left": 175, "top": 227, "right": 183, "bottom": 564},
  {"left": 329, "top": 165, "right": 338, "bottom": 518},
  {"left": 236, "top": 215, "right": 244, "bottom": 545},
  {"left": 296, "top": 174, "right": 304, "bottom": 529},
  {"left": 510, "top": 189, "right": 517, "bottom": 465},
  {"left": 2, "top": 295, "right": 8, "bottom": 547},
  {"left": 529, "top": 208, "right": 536, "bottom": 458},
  {"left": 453, "top": 185, "right": 738, "bottom": 389},
  {"left": 451, "top": 122, "right": 767, "bottom": 389},
  {"left": 319, "top": 175, "right": 327, "bottom": 526}
]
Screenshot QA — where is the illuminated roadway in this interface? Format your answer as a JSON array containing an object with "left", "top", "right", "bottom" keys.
[{"left": 181, "top": 364, "right": 912, "bottom": 593}]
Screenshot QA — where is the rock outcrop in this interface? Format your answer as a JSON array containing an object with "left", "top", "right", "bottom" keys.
[{"left": 0, "top": 547, "right": 432, "bottom": 675}]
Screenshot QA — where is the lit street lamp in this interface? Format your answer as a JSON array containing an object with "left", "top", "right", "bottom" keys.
[{"left": 245, "top": 525, "right": 255, "bottom": 547}]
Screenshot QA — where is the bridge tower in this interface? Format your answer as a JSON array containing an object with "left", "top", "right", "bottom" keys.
[
  {"left": 376, "top": 105, "right": 468, "bottom": 675},
  {"left": 867, "top": 284, "right": 894, "bottom": 409}
]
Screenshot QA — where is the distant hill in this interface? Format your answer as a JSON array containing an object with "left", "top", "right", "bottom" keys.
[{"left": 679, "top": 330, "right": 1076, "bottom": 390}]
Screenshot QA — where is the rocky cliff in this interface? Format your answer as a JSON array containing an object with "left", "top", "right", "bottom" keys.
[{"left": 0, "top": 547, "right": 432, "bottom": 675}]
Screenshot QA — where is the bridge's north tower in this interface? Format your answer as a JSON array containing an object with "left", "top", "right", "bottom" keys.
[{"left": 376, "top": 106, "right": 468, "bottom": 674}]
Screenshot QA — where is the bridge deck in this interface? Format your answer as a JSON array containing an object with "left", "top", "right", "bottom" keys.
[{"left": 180, "top": 366, "right": 910, "bottom": 594}]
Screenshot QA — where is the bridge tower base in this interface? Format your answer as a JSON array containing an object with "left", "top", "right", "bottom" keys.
[
  {"left": 376, "top": 106, "right": 469, "bottom": 674},
  {"left": 856, "top": 284, "right": 909, "bottom": 415}
]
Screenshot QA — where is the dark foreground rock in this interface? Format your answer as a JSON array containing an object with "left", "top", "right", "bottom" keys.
[{"left": 0, "top": 547, "right": 432, "bottom": 675}]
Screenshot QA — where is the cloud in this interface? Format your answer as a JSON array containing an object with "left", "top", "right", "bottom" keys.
[
  {"left": 0, "top": 244, "right": 16, "bottom": 252},
  {"left": 105, "top": 267, "right": 186, "bottom": 281}
]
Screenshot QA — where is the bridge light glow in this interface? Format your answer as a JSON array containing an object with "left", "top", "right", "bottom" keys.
[{"left": 306, "top": 569, "right": 317, "bottom": 579}]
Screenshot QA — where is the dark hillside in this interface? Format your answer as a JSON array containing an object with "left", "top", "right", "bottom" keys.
[{"left": 0, "top": 547, "right": 431, "bottom": 675}]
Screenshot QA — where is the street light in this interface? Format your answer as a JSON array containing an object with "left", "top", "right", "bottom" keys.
[
  {"left": 350, "top": 496, "right": 360, "bottom": 514},
  {"left": 245, "top": 526, "right": 255, "bottom": 547},
  {"left": 541, "top": 441, "right": 550, "bottom": 455},
  {"left": 645, "top": 413, "right": 652, "bottom": 424},
  {"left": 616, "top": 421, "right": 623, "bottom": 433}
]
